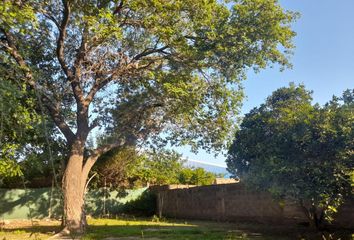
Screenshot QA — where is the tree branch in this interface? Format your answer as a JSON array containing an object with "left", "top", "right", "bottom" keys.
[
  {"left": 93, "top": 141, "right": 125, "bottom": 159},
  {"left": 55, "top": 0, "right": 89, "bottom": 139},
  {"left": 40, "top": 10, "right": 60, "bottom": 29},
  {"left": 46, "top": 102, "right": 75, "bottom": 145},
  {"left": 56, "top": 0, "right": 72, "bottom": 78},
  {"left": 84, "top": 172, "right": 97, "bottom": 193},
  {"left": 88, "top": 118, "right": 100, "bottom": 131},
  {"left": 81, "top": 140, "right": 125, "bottom": 182},
  {"left": 133, "top": 45, "right": 169, "bottom": 61},
  {"left": 0, "top": 28, "right": 75, "bottom": 144},
  {"left": 73, "top": 25, "right": 88, "bottom": 77},
  {"left": 113, "top": 0, "right": 124, "bottom": 15},
  {"left": 85, "top": 76, "right": 112, "bottom": 104},
  {"left": 85, "top": 45, "right": 168, "bottom": 104},
  {"left": 57, "top": 0, "right": 85, "bottom": 107}
]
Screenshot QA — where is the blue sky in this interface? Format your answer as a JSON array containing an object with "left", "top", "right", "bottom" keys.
[{"left": 175, "top": 0, "right": 354, "bottom": 167}]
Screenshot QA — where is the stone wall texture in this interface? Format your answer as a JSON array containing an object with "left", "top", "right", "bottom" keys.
[{"left": 151, "top": 183, "right": 354, "bottom": 228}]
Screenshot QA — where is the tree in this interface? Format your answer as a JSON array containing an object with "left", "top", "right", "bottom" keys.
[
  {"left": 94, "top": 147, "right": 220, "bottom": 187},
  {"left": 178, "top": 167, "right": 219, "bottom": 186},
  {"left": 133, "top": 149, "right": 185, "bottom": 186},
  {"left": 0, "top": 0, "right": 297, "bottom": 233},
  {"left": 93, "top": 147, "right": 142, "bottom": 189},
  {"left": 0, "top": 2, "right": 60, "bottom": 181},
  {"left": 0, "top": 78, "right": 66, "bottom": 187},
  {"left": 0, "top": 80, "right": 39, "bottom": 178},
  {"left": 92, "top": 147, "right": 183, "bottom": 189},
  {"left": 226, "top": 84, "right": 353, "bottom": 228},
  {"left": 0, "top": 122, "right": 67, "bottom": 188}
]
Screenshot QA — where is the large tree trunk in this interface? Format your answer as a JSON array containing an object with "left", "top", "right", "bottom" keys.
[{"left": 61, "top": 141, "right": 87, "bottom": 234}]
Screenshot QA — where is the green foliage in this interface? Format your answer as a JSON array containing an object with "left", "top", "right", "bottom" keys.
[
  {"left": 0, "top": 157, "right": 21, "bottom": 178},
  {"left": 94, "top": 147, "right": 221, "bottom": 188},
  {"left": 93, "top": 148, "right": 185, "bottom": 188},
  {"left": 0, "top": 1, "right": 48, "bottom": 178},
  {"left": 134, "top": 149, "right": 186, "bottom": 186},
  {"left": 93, "top": 147, "right": 144, "bottom": 189},
  {"left": 0, "top": 136, "right": 67, "bottom": 188},
  {"left": 1, "top": 1, "right": 297, "bottom": 229},
  {"left": 0, "top": 80, "right": 66, "bottom": 183},
  {"left": 0, "top": 0, "right": 67, "bottom": 181},
  {"left": 101, "top": 0, "right": 296, "bottom": 152},
  {"left": 0, "top": 0, "right": 297, "bottom": 177},
  {"left": 226, "top": 84, "right": 353, "bottom": 227},
  {"left": 0, "top": 0, "right": 296, "bottom": 153},
  {"left": 178, "top": 167, "right": 220, "bottom": 186},
  {"left": 121, "top": 190, "right": 157, "bottom": 216},
  {"left": 0, "top": 1, "right": 36, "bottom": 32},
  {"left": 0, "top": 80, "right": 39, "bottom": 178}
]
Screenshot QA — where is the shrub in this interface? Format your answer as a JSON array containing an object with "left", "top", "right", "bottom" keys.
[{"left": 121, "top": 190, "right": 156, "bottom": 216}]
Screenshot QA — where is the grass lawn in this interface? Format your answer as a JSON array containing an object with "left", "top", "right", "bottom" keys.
[
  {"left": 0, "top": 218, "right": 353, "bottom": 240},
  {"left": 83, "top": 218, "right": 291, "bottom": 240},
  {"left": 0, "top": 220, "right": 59, "bottom": 240}
]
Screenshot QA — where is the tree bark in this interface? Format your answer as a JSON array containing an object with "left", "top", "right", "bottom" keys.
[
  {"left": 59, "top": 141, "right": 123, "bottom": 233},
  {"left": 61, "top": 141, "right": 87, "bottom": 234}
]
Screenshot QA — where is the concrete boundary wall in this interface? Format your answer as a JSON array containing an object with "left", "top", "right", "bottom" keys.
[{"left": 151, "top": 183, "right": 354, "bottom": 228}]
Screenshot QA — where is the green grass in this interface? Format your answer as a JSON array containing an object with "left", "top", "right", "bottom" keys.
[
  {"left": 0, "top": 219, "right": 59, "bottom": 240},
  {"left": 82, "top": 218, "right": 353, "bottom": 240},
  {"left": 83, "top": 219, "right": 265, "bottom": 240},
  {"left": 0, "top": 218, "right": 353, "bottom": 240},
  {"left": 0, "top": 228, "right": 56, "bottom": 240}
]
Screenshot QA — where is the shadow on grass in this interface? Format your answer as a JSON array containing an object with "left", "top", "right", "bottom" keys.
[
  {"left": 1, "top": 219, "right": 353, "bottom": 240},
  {"left": 84, "top": 224, "right": 241, "bottom": 240},
  {"left": 83, "top": 220, "right": 354, "bottom": 240}
]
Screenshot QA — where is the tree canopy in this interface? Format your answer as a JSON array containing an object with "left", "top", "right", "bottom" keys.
[
  {"left": 0, "top": 0, "right": 297, "bottom": 233},
  {"left": 226, "top": 84, "right": 354, "bottom": 227},
  {"left": 0, "top": 81, "right": 38, "bottom": 177},
  {"left": 93, "top": 147, "right": 221, "bottom": 188},
  {"left": 0, "top": 0, "right": 297, "bottom": 151}
]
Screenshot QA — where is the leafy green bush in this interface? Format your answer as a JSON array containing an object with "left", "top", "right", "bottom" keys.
[
  {"left": 227, "top": 85, "right": 353, "bottom": 228},
  {"left": 121, "top": 190, "right": 156, "bottom": 216}
]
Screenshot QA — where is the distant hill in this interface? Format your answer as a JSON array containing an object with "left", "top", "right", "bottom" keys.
[{"left": 184, "top": 159, "right": 230, "bottom": 177}]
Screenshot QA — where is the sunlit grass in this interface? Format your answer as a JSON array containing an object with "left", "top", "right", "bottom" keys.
[
  {"left": 0, "top": 229, "right": 53, "bottom": 240},
  {"left": 82, "top": 218, "right": 286, "bottom": 240},
  {"left": 88, "top": 217, "right": 196, "bottom": 227},
  {"left": 0, "top": 218, "right": 353, "bottom": 240},
  {"left": 0, "top": 220, "right": 60, "bottom": 240}
]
